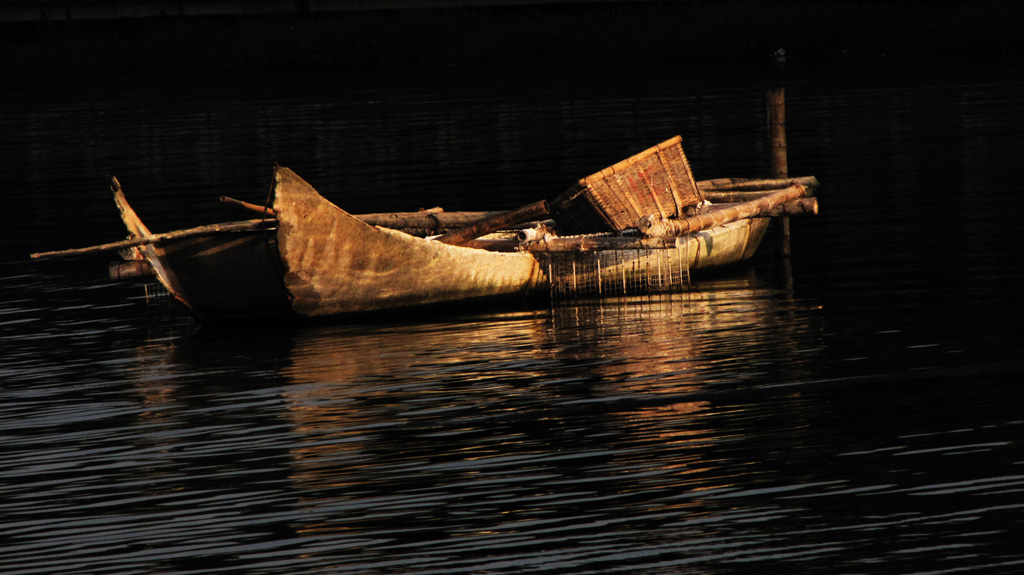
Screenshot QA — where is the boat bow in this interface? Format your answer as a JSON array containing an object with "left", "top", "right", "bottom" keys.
[{"left": 272, "top": 166, "right": 544, "bottom": 316}]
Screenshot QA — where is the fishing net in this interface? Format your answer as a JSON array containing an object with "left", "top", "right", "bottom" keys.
[{"left": 538, "top": 245, "right": 691, "bottom": 299}]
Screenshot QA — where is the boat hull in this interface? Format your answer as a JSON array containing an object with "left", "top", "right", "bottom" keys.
[
  {"left": 686, "top": 217, "right": 770, "bottom": 271},
  {"left": 144, "top": 232, "right": 293, "bottom": 323},
  {"left": 113, "top": 184, "right": 292, "bottom": 324},
  {"left": 110, "top": 168, "right": 777, "bottom": 325},
  {"left": 272, "top": 167, "right": 545, "bottom": 318}
]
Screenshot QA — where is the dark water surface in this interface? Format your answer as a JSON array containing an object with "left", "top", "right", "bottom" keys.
[{"left": 3, "top": 65, "right": 1023, "bottom": 573}]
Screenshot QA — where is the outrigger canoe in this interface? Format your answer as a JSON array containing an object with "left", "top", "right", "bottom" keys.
[{"left": 31, "top": 137, "right": 819, "bottom": 326}]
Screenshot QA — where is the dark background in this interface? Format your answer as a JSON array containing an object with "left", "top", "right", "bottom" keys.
[{"left": 5, "top": 0, "right": 1021, "bottom": 78}]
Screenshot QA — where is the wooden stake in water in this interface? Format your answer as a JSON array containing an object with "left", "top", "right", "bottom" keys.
[{"left": 767, "top": 87, "right": 792, "bottom": 256}]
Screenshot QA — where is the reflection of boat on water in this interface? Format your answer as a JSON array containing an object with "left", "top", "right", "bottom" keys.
[
  {"left": 549, "top": 273, "right": 824, "bottom": 394},
  {"left": 32, "top": 137, "right": 818, "bottom": 326},
  {"left": 276, "top": 280, "right": 823, "bottom": 515},
  {"left": 279, "top": 275, "right": 823, "bottom": 410}
]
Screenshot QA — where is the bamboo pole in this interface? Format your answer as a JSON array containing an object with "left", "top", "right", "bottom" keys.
[
  {"left": 704, "top": 186, "right": 816, "bottom": 203},
  {"left": 522, "top": 235, "right": 673, "bottom": 252},
  {"left": 221, "top": 194, "right": 511, "bottom": 233},
  {"left": 637, "top": 183, "right": 806, "bottom": 238},
  {"left": 704, "top": 190, "right": 780, "bottom": 203},
  {"left": 699, "top": 175, "right": 818, "bottom": 193},
  {"left": 30, "top": 219, "right": 272, "bottom": 260},
  {"left": 727, "top": 197, "right": 818, "bottom": 217},
  {"left": 220, "top": 196, "right": 277, "bottom": 217},
  {"left": 357, "top": 210, "right": 493, "bottom": 230},
  {"left": 433, "top": 200, "right": 550, "bottom": 246}
]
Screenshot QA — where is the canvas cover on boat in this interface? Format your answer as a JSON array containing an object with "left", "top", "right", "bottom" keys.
[{"left": 551, "top": 136, "right": 704, "bottom": 234}]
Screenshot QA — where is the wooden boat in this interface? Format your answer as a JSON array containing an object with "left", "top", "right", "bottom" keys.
[
  {"left": 272, "top": 166, "right": 546, "bottom": 318},
  {"left": 31, "top": 138, "right": 819, "bottom": 326}
]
